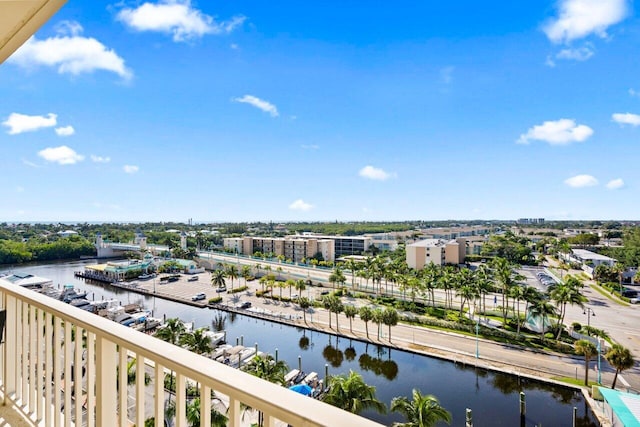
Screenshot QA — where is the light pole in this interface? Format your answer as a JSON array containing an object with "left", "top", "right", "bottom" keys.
[
  {"left": 583, "top": 307, "right": 595, "bottom": 328},
  {"left": 475, "top": 317, "right": 480, "bottom": 359},
  {"left": 597, "top": 339, "right": 602, "bottom": 384}
]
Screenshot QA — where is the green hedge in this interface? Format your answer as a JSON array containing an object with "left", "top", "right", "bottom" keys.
[
  {"left": 228, "top": 285, "right": 248, "bottom": 294},
  {"left": 208, "top": 297, "right": 222, "bottom": 304}
]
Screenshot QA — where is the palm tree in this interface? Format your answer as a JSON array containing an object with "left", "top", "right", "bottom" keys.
[
  {"left": 294, "top": 279, "right": 306, "bottom": 303},
  {"left": 242, "top": 353, "right": 289, "bottom": 385},
  {"left": 612, "top": 263, "right": 625, "bottom": 294},
  {"left": 475, "top": 264, "right": 493, "bottom": 318},
  {"left": 285, "top": 279, "right": 296, "bottom": 299},
  {"left": 154, "top": 318, "right": 185, "bottom": 402},
  {"left": 299, "top": 297, "right": 311, "bottom": 324},
  {"left": 345, "top": 258, "right": 360, "bottom": 290},
  {"left": 421, "top": 263, "right": 440, "bottom": 308},
  {"left": 456, "top": 284, "right": 478, "bottom": 319},
  {"left": 323, "top": 295, "right": 344, "bottom": 331},
  {"left": 329, "top": 267, "right": 347, "bottom": 290},
  {"left": 550, "top": 277, "right": 585, "bottom": 339},
  {"left": 241, "top": 265, "right": 252, "bottom": 282},
  {"left": 382, "top": 307, "right": 399, "bottom": 342},
  {"left": 528, "top": 299, "right": 557, "bottom": 343},
  {"left": 509, "top": 285, "right": 525, "bottom": 337},
  {"left": 226, "top": 265, "right": 239, "bottom": 291},
  {"left": 179, "top": 327, "right": 214, "bottom": 356},
  {"left": 390, "top": 389, "right": 452, "bottom": 427},
  {"left": 185, "top": 397, "right": 227, "bottom": 427},
  {"left": 359, "top": 306, "right": 373, "bottom": 339},
  {"left": 492, "top": 257, "right": 522, "bottom": 326},
  {"left": 372, "top": 308, "right": 384, "bottom": 339},
  {"left": 575, "top": 339, "right": 598, "bottom": 386},
  {"left": 605, "top": 344, "right": 635, "bottom": 389},
  {"left": 211, "top": 269, "right": 226, "bottom": 290},
  {"left": 242, "top": 354, "right": 289, "bottom": 427},
  {"left": 322, "top": 370, "right": 386, "bottom": 415},
  {"left": 344, "top": 305, "right": 358, "bottom": 333}
]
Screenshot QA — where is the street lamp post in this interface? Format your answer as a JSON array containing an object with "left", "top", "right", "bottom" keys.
[
  {"left": 583, "top": 307, "right": 595, "bottom": 328},
  {"left": 597, "top": 339, "right": 602, "bottom": 385},
  {"left": 475, "top": 318, "right": 480, "bottom": 359}
]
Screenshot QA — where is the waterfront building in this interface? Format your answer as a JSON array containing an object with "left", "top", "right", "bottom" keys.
[
  {"left": 224, "top": 236, "right": 335, "bottom": 262},
  {"left": 406, "top": 238, "right": 467, "bottom": 269},
  {"left": 418, "top": 225, "right": 493, "bottom": 240}
]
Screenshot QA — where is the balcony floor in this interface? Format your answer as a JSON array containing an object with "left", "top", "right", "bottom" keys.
[{"left": 0, "top": 402, "right": 33, "bottom": 427}]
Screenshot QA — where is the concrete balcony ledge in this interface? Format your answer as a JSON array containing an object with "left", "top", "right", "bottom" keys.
[{"left": 0, "top": 279, "right": 383, "bottom": 426}]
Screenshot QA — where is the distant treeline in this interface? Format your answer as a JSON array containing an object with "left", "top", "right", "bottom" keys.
[
  {"left": 285, "top": 222, "right": 418, "bottom": 236},
  {"left": 0, "top": 236, "right": 95, "bottom": 265}
]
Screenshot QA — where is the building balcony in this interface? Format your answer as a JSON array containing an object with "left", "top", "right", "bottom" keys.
[{"left": 0, "top": 279, "right": 382, "bottom": 426}]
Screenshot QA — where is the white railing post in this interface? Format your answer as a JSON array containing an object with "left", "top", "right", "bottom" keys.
[
  {"left": 176, "top": 373, "right": 186, "bottom": 427},
  {"left": 3, "top": 294, "right": 17, "bottom": 404},
  {"left": 135, "top": 353, "right": 145, "bottom": 427},
  {"left": 154, "top": 362, "right": 165, "bottom": 427},
  {"left": 118, "top": 350, "right": 127, "bottom": 427},
  {"left": 96, "top": 336, "right": 117, "bottom": 426},
  {"left": 86, "top": 332, "right": 95, "bottom": 427},
  {"left": 228, "top": 397, "right": 240, "bottom": 427}
]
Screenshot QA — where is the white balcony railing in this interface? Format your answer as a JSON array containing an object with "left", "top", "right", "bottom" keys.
[{"left": 0, "top": 280, "right": 383, "bottom": 427}]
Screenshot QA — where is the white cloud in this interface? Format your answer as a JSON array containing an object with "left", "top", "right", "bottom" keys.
[
  {"left": 16, "top": 186, "right": 24, "bottom": 193},
  {"left": 564, "top": 174, "right": 598, "bottom": 188},
  {"left": 90, "top": 155, "right": 111, "bottom": 163},
  {"left": 2, "top": 113, "right": 57, "bottom": 135},
  {"left": 301, "top": 144, "right": 319, "bottom": 150},
  {"left": 55, "top": 125, "right": 75, "bottom": 136},
  {"left": 612, "top": 113, "right": 640, "bottom": 126},
  {"left": 606, "top": 178, "right": 625, "bottom": 189},
  {"left": 8, "top": 21, "right": 132, "bottom": 79},
  {"left": 517, "top": 119, "right": 593, "bottom": 145},
  {"left": 230, "top": 43, "right": 239, "bottom": 50},
  {"left": 359, "top": 165, "right": 396, "bottom": 181},
  {"left": 440, "top": 66, "right": 454, "bottom": 84},
  {"left": 123, "top": 165, "right": 139, "bottom": 174},
  {"left": 37, "top": 146, "right": 84, "bottom": 165},
  {"left": 555, "top": 45, "right": 594, "bottom": 61},
  {"left": 629, "top": 88, "right": 640, "bottom": 98},
  {"left": 117, "top": 1, "right": 245, "bottom": 42},
  {"left": 543, "top": 0, "right": 628, "bottom": 44},
  {"left": 288, "top": 199, "right": 313, "bottom": 211},
  {"left": 234, "top": 95, "right": 279, "bottom": 117}
]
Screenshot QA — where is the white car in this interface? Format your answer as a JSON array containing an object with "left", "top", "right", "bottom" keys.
[{"left": 630, "top": 297, "right": 639, "bottom": 304}]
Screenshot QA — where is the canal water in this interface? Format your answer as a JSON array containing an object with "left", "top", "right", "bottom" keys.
[{"left": 2, "top": 260, "right": 599, "bottom": 426}]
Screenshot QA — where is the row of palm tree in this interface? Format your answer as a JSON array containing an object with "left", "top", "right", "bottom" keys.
[{"left": 210, "top": 262, "right": 254, "bottom": 292}]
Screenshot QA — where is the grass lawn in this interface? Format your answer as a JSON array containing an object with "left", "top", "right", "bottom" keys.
[{"left": 552, "top": 376, "right": 599, "bottom": 388}]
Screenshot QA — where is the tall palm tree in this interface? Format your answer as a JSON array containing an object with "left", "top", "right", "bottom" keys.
[
  {"left": 372, "top": 308, "right": 384, "bottom": 339},
  {"left": 421, "top": 263, "right": 440, "bottom": 308},
  {"left": 456, "top": 284, "right": 478, "bottom": 319},
  {"left": 605, "top": 344, "right": 635, "bottom": 389},
  {"left": 382, "top": 307, "right": 399, "bottom": 343},
  {"left": 344, "top": 258, "right": 360, "bottom": 290},
  {"left": 528, "top": 299, "right": 557, "bottom": 342},
  {"left": 294, "top": 279, "right": 306, "bottom": 302},
  {"left": 550, "top": 277, "right": 585, "bottom": 339},
  {"left": 299, "top": 297, "right": 311, "bottom": 324},
  {"left": 285, "top": 279, "right": 296, "bottom": 299},
  {"left": 241, "top": 265, "right": 252, "bottom": 282},
  {"left": 359, "top": 306, "right": 373, "bottom": 338},
  {"left": 475, "top": 264, "right": 494, "bottom": 319},
  {"left": 211, "top": 269, "right": 226, "bottom": 290},
  {"left": 242, "top": 354, "right": 289, "bottom": 427},
  {"left": 226, "top": 265, "right": 239, "bottom": 291},
  {"left": 322, "top": 370, "right": 386, "bottom": 415},
  {"left": 575, "top": 339, "right": 598, "bottom": 386},
  {"left": 179, "top": 327, "right": 214, "bottom": 356},
  {"left": 390, "top": 389, "right": 452, "bottom": 427},
  {"left": 492, "top": 257, "right": 522, "bottom": 326},
  {"left": 344, "top": 305, "right": 358, "bottom": 333},
  {"left": 242, "top": 353, "right": 289, "bottom": 385}
]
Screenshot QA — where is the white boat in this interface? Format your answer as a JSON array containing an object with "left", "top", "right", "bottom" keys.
[
  {"left": 285, "top": 369, "right": 306, "bottom": 385},
  {"left": 302, "top": 372, "right": 320, "bottom": 388},
  {"left": 202, "top": 330, "right": 226, "bottom": 347}
]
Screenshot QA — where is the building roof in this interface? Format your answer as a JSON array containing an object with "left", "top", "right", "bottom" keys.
[
  {"left": 407, "top": 239, "right": 445, "bottom": 248},
  {"left": 572, "top": 249, "right": 617, "bottom": 262},
  {"left": 599, "top": 387, "right": 640, "bottom": 427},
  {"left": 0, "top": 0, "right": 67, "bottom": 64}
]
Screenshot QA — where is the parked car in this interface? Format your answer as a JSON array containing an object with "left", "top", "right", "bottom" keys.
[
  {"left": 236, "top": 301, "right": 251, "bottom": 309},
  {"left": 191, "top": 293, "right": 206, "bottom": 301},
  {"left": 216, "top": 286, "right": 227, "bottom": 293},
  {"left": 188, "top": 276, "right": 198, "bottom": 282}
]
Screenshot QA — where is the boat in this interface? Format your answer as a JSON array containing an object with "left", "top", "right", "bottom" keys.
[
  {"left": 302, "top": 372, "right": 320, "bottom": 388},
  {"left": 59, "top": 284, "right": 88, "bottom": 303},
  {"left": 216, "top": 345, "right": 258, "bottom": 367},
  {"left": 202, "top": 330, "right": 226, "bottom": 347},
  {"left": 69, "top": 298, "right": 95, "bottom": 312},
  {"left": 210, "top": 344, "right": 233, "bottom": 360},
  {"left": 132, "top": 317, "right": 163, "bottom": 333}
]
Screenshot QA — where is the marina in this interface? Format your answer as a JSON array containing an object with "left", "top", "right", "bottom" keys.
[{"left": 3, "top": 259, "right": 599, "bottom": 426}]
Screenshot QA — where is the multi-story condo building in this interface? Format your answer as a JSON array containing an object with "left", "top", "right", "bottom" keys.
[
  {"left": 419, "top": 225, "right": 493, "bottom": 240},
  {"left": 224, "top": 236, "right": 335, "bottom": 262},
  {"left": 406, "top": 238, "right": 467, "bottom": 270}
]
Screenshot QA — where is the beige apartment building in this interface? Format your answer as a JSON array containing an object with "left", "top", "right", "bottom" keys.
[
  {"left": 406, "top": 238, "right": 467, "bottom": 270},
  {"left": 223, "top": 236, "right": 335, "bottom": 262}
]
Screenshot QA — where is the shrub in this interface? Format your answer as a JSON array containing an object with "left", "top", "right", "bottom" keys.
[
  {"left": 228, "top": 286, "right": 248, "bottom": 294},
  {"left": 208, "top": 297, "right": 222, "bottom": 304},
  {"left": 571, "top": 322, "right": 582, "bottom": 331}
]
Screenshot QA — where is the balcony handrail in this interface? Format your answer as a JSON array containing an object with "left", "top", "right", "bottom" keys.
[{"left": 0, "top": 279, "right": 383, "bottom": 426}]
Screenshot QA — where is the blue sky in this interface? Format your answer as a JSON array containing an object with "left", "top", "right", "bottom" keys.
[{"left": 1, "top": 0, "right": 639, "bottom": 222}]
